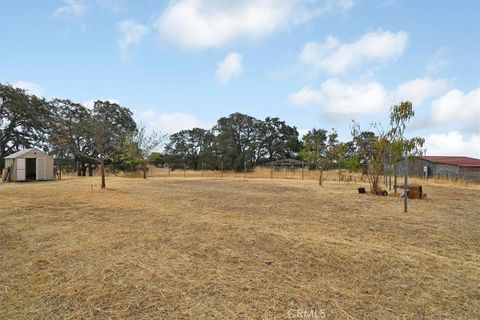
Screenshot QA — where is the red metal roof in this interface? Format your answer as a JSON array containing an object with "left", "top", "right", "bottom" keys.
[{"left": 420, "top": 156, "right": 480, "bottom": 168}]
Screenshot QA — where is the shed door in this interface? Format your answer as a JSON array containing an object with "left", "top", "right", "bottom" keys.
[
  {"left": 16, "top": 159, "right": 26, "bottom": 181},
  {"left": 36, "top": 158, "right": 45, "bottom": 180}
]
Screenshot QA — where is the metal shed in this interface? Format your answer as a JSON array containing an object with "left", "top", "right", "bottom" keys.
[
  {"left": 396, "top": 156, "right": 480, "bottom": 182},
  {"left": 2, "top": 148, "right": 54, "bottom": 182}
]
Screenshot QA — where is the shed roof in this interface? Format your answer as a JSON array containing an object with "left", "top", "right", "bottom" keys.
[
  {"left": 267, "top": 159, "right": 308, "bottom": 166},
  {"left": 4, "top": 148, "right": 46, "bottom": 159},
  {"left": 421, "top": 156, "right": 480, "bottom": 168}
]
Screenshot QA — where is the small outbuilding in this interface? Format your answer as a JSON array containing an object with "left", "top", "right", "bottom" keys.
[{"left": 2, "top": 148, "right": 54, "bottom": 182}]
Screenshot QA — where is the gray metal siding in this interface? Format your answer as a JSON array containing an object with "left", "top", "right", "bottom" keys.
[{"left": 396, "top": 158, "right": 480, "bottom": 181}]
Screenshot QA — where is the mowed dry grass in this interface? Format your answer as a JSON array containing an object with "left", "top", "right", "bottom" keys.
[{"left": 0, "top": 177, "right": 479, "bottom": 319}]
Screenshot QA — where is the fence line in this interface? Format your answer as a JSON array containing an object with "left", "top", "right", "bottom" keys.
[
  {"left": 146, "top": 167, "right": 364, "bottom": 183},
  {"left": 57, "top": 166, "right": 478, "bottom": 185}
]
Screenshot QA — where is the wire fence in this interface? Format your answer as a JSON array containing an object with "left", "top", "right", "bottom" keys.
[
  {"left": 55, "top": 165, "right": 479, "bottom": 187},
  {"left": 143, "top": 166, "right": 366, "bottom": 184}
]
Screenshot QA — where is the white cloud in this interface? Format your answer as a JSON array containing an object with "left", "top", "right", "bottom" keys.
[
  {"left": 299, "top": 30, "right": 409, "bottom": 75},
  {"left": 289, "top": 79, "right": 390, "bottom": 115},
  {"left": 318, "top": 79, "right": 389, "bottom": 115},
  {"left": 289, "top": 77, "right": 449, "bottom": 116},
  {"left": 288, "top": 86, "right": 323, "bottom": 106},
  {"left": 53, "top": 0, "right": 86, "bottom": 20},
  {"left": 117, "top": 20, "right": 148, "bottom": 60},
  {"left": 429, "top": 88, "right": 480, "bottom": 133},
  {"left": 424, "top": 131, "right": 480, "bottom": 158},
  {"left": 13, "top": 81, "right": 44, "bottom": 96},
  {"left": 153, "top": 0, "right": 354, "bottom": 50},
  {"left": 393, "top": 78, "right": 448, "bottom": 107},
  {"left": 137, "top": 110, "right": 208, "bottom": 134},
  {"left": 215, "top": 52, "right": 243, "bottom": 85}
]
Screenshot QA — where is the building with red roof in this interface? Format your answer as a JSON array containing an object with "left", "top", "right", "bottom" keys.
[{"left": 396, "top": 156, "right": 480, "bottom": 182}]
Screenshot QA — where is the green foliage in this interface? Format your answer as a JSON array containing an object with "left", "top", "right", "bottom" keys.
[
  {"left": 165, "top": 128, "right": 214, "bottom": 170},
  {"left": 148, "top": 152, "right": 164, "bottom": 167},
  {"left": 259, "top": 117, "right": 301, "bottom": 163},
  {"left": 0, "top": 82, "right": 427, "bottom": 190},
  {"left": 387, "top": 101, "right": 425, "bottom": 161},
  {"left": 300, "top": 128, "right": 339, "bottom": 185},
  {"left": 114, "top": 127, "right": 163, "bottom": 178},
  {"left": 0, "top": 84, "right": 53, "bottom": 158},
  {"left": 51, "top": 99, "right": 137, "bottom": 187},
  {"left": 351, "top": 101, "right": 425, "bottom": 193},
  {"left": 213, "top": 112, "right": 261, "bottom": 171}
]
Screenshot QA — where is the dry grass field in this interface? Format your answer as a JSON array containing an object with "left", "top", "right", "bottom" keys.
[{"left": 1, "top": 176, "right": 479, "bottom": 319}]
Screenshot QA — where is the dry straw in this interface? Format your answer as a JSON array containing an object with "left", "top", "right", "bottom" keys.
[{"left": 1, "top": 176, "right": 479, "bottom": 319}]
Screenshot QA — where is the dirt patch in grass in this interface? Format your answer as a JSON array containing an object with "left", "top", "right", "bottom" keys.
[{"left": 1, "top": 177, "right": 479, "bottom": 319}]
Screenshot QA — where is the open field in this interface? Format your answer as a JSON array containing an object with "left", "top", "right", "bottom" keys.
[
  {"left": 1, "top": 177, "right": 479, "bottom": 319},
  {"left": 123, "top": 167, "right": 480, "bottom": 186}
]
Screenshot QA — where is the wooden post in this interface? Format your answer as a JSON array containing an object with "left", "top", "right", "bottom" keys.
[
  {"left": 338, "top": 160, "right": 341, "bottom": 182},
  {"left": 100, "top": 160, "right": 106, "bottom": 189},
  {"left": 244, "top": 162, "right": 247, "bottom": 179},
  {"left": 404, "top": 150, "right": 408, "bottom": 213},
  {"left": 301, "top": 162, "right": 304, "bottom": 180},
  {"left": 221, "top": 161, "right": 224, "bottom": 178},
  {"left": 389, "top": 173, "right": 391, "bottom": 191},
  {"left": 394, "top": 163, "right": 398, "bottom": 195}
]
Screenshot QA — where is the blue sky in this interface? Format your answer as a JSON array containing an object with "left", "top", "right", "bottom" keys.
[{"left": 1, "top": 0, "right": 479, "bottom": 157}]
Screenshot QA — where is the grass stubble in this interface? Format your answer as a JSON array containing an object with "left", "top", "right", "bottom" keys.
[{"left": 0, "top": 175, "right": 479, "bottom": 319}]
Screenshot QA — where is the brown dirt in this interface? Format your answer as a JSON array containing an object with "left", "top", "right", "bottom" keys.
[{"left": 1, "top": 176, "right": 479, "bottom": 319}]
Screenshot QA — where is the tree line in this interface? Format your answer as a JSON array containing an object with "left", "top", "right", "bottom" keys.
[
  {"left": 1, "top": 83, "right": 424, "bottom": 191},
  {"left": 0, "top": 83, "right": 159, "bottom": 188}
]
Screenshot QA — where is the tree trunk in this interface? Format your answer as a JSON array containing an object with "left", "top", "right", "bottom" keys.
[
  {"left": 394, "top": 163, "right": 398, "bottom": 194},
  {"left": 319, "top": 169, "right": 324, "bottom": 186},
  {"left": 77, "top": 159, "right": 82, "bottom": 176},
  {"left": 100, "top": 160, "right": 106, "bottom": 189},
  {"left": 81, "top": 161, "right": 87, "bottom": 176},
  {"left": 88, "top": 164, "right": 93, "bottom": 176},
  {"left": 143, "top": 166, "right": 147, "bottom": 179},
  {"left": 372, "top": 179, "right": 378, "bottom": 194}
]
